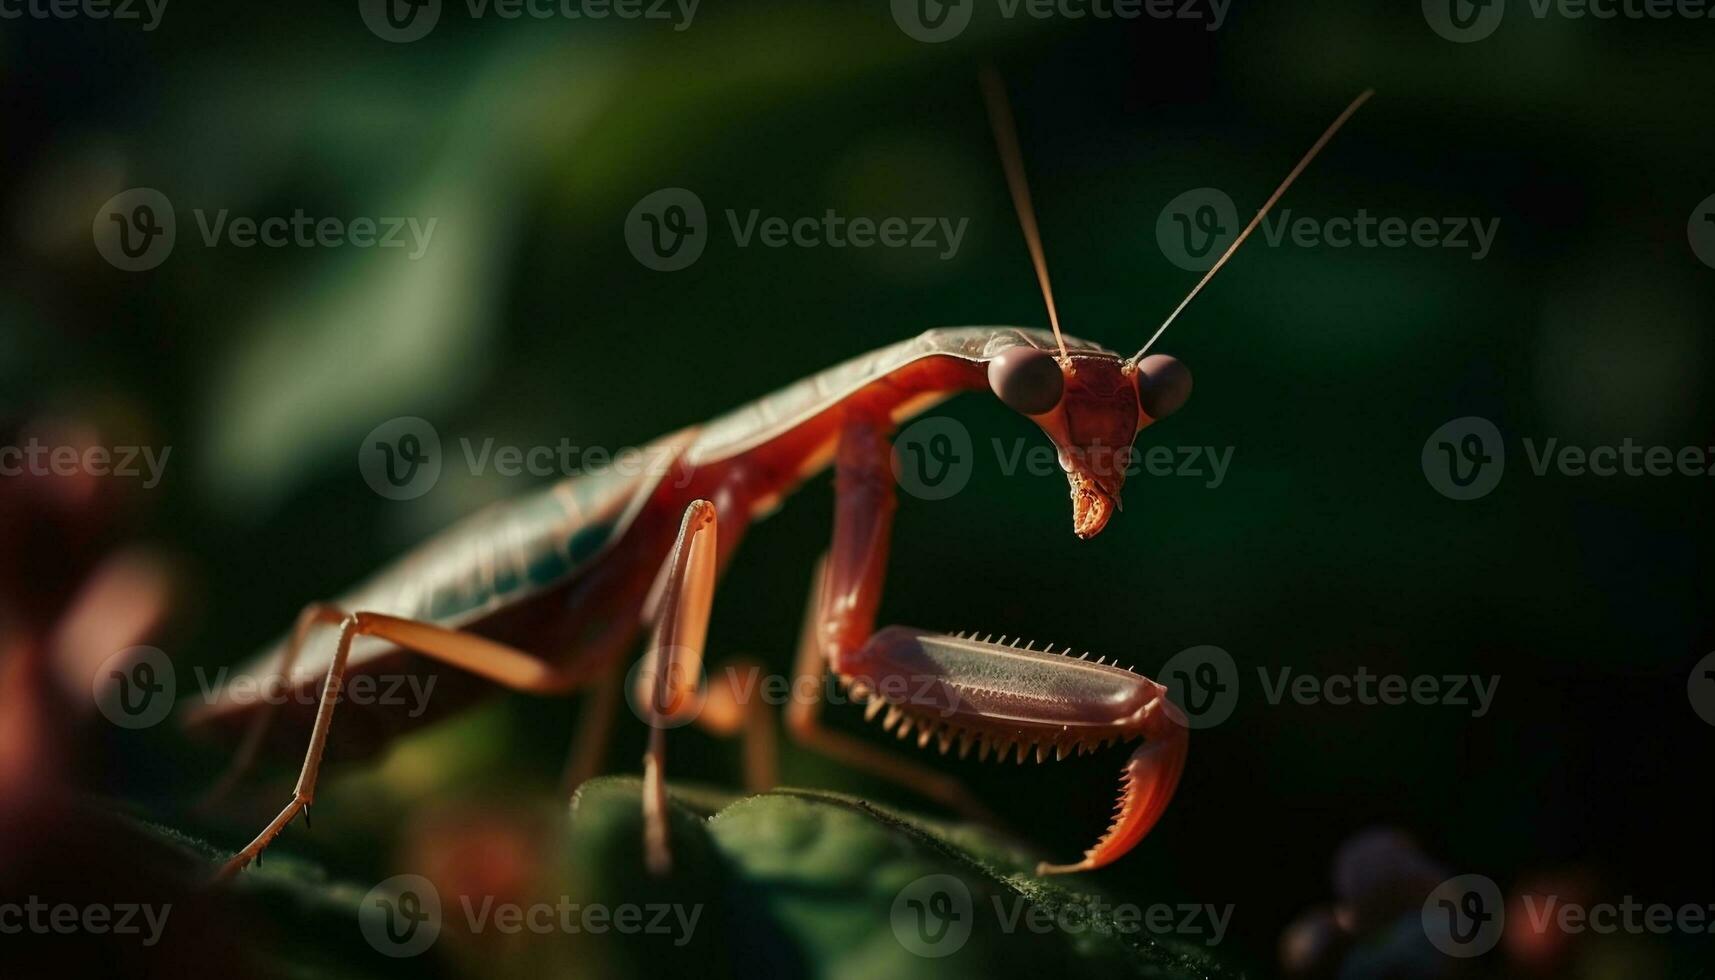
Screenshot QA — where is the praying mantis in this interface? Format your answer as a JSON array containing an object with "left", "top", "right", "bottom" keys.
[{"left": 190, "top": 75, "right": 1372, "bottom": 880}]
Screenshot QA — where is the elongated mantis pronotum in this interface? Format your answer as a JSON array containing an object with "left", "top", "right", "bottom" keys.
[{"left": 192, "top": 76, "right": 1371, "bottom": 879}]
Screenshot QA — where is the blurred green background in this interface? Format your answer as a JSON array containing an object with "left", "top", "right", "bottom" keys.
[{"left": 3, "top": 0, "right": 1713, "bottom": 976}]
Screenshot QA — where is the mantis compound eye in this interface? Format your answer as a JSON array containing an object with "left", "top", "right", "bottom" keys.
[
  {"left": 1134, "top": 354, "right": 1192, "bottom": 421},
  {"left": 988, "top": 345, "right": 1065, "bottom": 416}
]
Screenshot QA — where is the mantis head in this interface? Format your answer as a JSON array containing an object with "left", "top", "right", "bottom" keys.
[
  {"left": 978, "top": 69, "right": 1366, "bottom": 536},
  {"left": 987, "top": 344, "right": 1193, "bottom": 538}
]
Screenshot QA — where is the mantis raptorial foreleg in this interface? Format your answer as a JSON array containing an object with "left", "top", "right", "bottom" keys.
[
  {"left": 782, "top": 419, "right": 1000, "bottom": 825},
  {"left": 796, "top": 416, "right": 1189, "bottom": 875}
]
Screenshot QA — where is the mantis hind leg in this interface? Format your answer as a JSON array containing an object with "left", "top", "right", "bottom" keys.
[
  {"left": 196, "top": 602, "right": 340, "bottom": 811},
  {"left": 561, "top": 662, "right": 623, "bottom": 793},
  {"left": 212, "top": 608, "right": 582, "bottom": 881}
]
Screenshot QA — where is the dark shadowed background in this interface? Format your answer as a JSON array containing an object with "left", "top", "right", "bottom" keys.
[{"left": 2, "top": 0, "right": 1712, "bottom": 976}]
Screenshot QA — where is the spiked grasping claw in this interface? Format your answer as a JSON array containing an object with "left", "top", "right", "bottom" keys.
[
  {"left": 835, "top": 626, "right": 1189, "bottom": 874},
  {"left": 1036, "top": 701, "right": 1188, "bottom": 875}
]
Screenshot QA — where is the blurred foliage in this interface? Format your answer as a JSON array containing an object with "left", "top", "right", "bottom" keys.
[
  {"left": 3, "top": 0, "right": 1713, "bottom": 977},
  {"left": 18, "top": 780, "right": 1232, "bottom": 978}
]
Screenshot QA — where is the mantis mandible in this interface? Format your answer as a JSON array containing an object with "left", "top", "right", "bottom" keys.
[{"left": 191, "top": 76, "right": 1371, "bottom": 879}]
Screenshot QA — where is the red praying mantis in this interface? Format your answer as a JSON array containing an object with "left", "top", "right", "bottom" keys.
[{"left": 191, "top": 75, "right": 1372, "bottom": 879}]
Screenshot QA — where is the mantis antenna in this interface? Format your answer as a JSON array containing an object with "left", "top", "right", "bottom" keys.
[
  {"left": 981, "top": 67, "right": 1072, "bottom": 367},
  {"left": 1130, "top": 88, "right": 1374, "bottom": 367}
]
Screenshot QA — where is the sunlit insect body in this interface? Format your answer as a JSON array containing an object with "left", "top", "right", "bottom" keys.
[{"left": 193, "top": 77, "right": 1372, "bottom": 879}]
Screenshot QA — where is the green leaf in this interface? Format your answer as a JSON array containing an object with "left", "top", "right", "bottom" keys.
[
  {"left": 555, "top": 777, "right": 1239, "bottom": 980},
  {"left": 111, "top": 780, "right": 1237, "bottom": 979}
]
